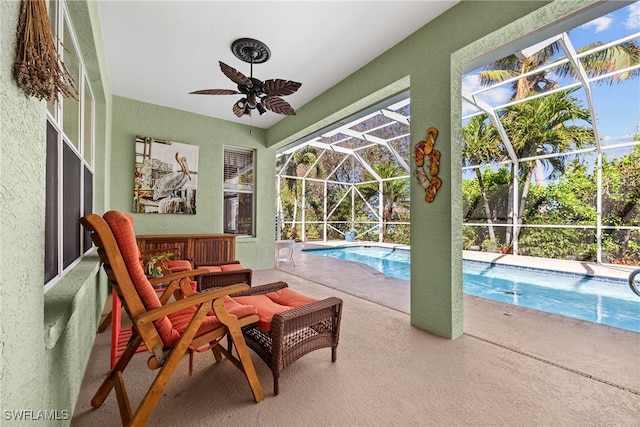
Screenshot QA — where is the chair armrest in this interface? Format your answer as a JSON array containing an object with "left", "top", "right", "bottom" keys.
[
  {"left": 148, "top": 268, "right": 209, "bottom": 286},
  {"left": 135, "top": 283, "right": 250, "bottom": 325}
]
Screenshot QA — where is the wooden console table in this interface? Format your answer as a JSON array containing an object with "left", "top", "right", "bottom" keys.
[{"left": 136, "top": 234, "right": 236, "bottom": 266}]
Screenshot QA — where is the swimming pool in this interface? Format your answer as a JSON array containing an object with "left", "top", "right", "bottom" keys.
[{"left": 305, "top": 246, "right": 640, "bottom": 333}]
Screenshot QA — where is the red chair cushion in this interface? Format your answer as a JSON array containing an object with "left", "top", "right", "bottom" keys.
[
  {"left": 233, "top": 288, "right": 318, "bottom": 332},
  {"left": 104, "top": 211, "right": 180, "bottom": 345},
  {"left": 103, "top": 211, "right": 256, "bottom": 347},
  {"left": 199, "top": 265, "right": 223, "bottom": 273},
  {"left": 165, "top": 259, "right": 192, "bottom": 272},
  {"left": 220, "top": 263, "right": 247, "bottom": 272},
  {"left": 168, "top": 296, "right": 257, "bottom": 337}
]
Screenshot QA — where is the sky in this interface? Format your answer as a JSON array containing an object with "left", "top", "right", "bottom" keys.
[{"left": 462, "top": 1, "right": 640, "bottom": 145}]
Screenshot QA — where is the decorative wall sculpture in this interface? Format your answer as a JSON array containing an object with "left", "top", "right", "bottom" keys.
[
  {"left": 414, "top": 127, "right": 442, "bottom": 202},
  {"left": 133, "top": 136, "right": 198, "bottom": 214}
]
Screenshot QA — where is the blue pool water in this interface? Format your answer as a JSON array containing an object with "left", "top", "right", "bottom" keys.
[{"left": 305, "top": 246, "right": 640, "bottom": 333}]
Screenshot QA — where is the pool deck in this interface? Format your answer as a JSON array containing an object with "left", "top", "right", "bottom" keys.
[
  {"left": 72, "top": 242, "right": 640, "bottom": 426},
  {"left": 274, "top": 240, "right": 640, "bottom": 397}
]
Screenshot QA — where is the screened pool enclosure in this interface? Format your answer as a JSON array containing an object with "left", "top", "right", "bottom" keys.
[
  {"left": 276, "top": 4, "right": 639, "bottom": 266},
  {"left": 276, "top": 95, "right": 411, "bottom": 245}
]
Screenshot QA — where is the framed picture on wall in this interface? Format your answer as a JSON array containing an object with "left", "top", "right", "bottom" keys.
[{"left": 133, "top": 135, "right": 198, "bottom": 214}]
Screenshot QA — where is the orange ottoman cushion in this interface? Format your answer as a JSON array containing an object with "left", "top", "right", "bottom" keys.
[
  {"left": 233, "top": 289, "right": 318, "bottom": 332},
  {"left": 267, "top": 287, "right": 319, "bottom": 308}
]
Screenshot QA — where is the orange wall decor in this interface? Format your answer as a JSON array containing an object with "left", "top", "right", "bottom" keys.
[{"left": 414, "top": 127, "right": 442, "bottom": 202}]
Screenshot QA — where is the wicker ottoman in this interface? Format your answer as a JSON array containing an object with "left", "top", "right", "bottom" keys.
[{"left": 231, "top": 281, "right": 343, "bottom": 395}]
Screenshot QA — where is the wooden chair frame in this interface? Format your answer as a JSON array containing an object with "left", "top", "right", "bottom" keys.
[{"left": 81, "top": 213, "right": 263, "bottom": 426}]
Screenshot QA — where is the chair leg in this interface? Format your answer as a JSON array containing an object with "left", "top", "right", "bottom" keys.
[
  {"left": 273, "top": 373, "right": 280, "bottom": 396},
  {"left": 91, "top": 332, "right": 142, "bottom": 408},
  {"left": 212, "top": 345, "right": 223, "bottom": 362},
  {"left": 113, "top": 371, "right": 133, "bottom": 425},
  {"left": 97, "top": 311, "right": 112, "bottom": 333},
  {"left": 110, "top": 293, "right": 122, "bottom": 368},
  {"left": 129, "top": 302, "right": 212, "bottom": 426},
  {"left": 213, "top": 299, "right": 263, "bottom": 403}
]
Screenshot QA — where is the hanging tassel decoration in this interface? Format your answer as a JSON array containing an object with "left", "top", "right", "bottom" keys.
[{"left": 14, "top": 0, "right": 77, "bottom": 102}]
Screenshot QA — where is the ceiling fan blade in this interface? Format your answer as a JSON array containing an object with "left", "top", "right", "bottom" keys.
[
  {"left": 263, "top": 79, "right": 302, "bottom": 96},
  {"left": 263, "top": 96, "right": 297, "bottom": 115},
  {"left": 189, "top": 89, "right": 239, "bottom": 95},
  {"left": 219, "top": 61, "right": 252, "bottom": 88}
]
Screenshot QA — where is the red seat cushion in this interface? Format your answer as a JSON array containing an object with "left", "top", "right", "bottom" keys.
[
  {"left": 233, "top": 288, "right": 318, "bottom": 332},
  {"left": 199, "top": 265, "right": 223, "bottom": 273},
  {"left": 168, "top": 296, "right": 257, "bottom": 338},
  {"left": 165, "top": 259, "right": 192, "bottom": 272},
  {"left": 220, "top": 263, "right": 247, "bottom": 272}
]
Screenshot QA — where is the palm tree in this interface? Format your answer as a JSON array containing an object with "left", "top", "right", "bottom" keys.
[
  {"left": 467, "top": 29, "right": 638, "bottom": 248},
  {"left": 361, "top": 161, "right": 409, "bottom": 236},
  {"left": 463, "top": 90, "right": 594, "bottom": 246},
  {"left": 500, "top": 89, "right": 594, "bottom": 244},
  {"left": 478, "top": 36, "right": 640, "bottom": 100},
  {"left": 462, "top": 114, "right": 502, "bottom": 242},
  {"left": 282, "top": 146, "right": 322, "bottom": 237}
]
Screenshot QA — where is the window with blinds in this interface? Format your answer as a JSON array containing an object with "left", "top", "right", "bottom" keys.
[{"left": 223, "top": 147, "right": 255, "bottom": 236}]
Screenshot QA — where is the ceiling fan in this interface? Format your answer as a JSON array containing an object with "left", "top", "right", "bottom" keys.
[{"left": 190, "top": 38, "right": 302, "bottom": 118}]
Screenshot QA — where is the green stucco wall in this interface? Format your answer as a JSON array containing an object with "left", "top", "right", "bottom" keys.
[
  {"left": 109, "top": 96, "right": 276, "bottom": 270},
  {"left": 0, "top": 1, "right": 604, "bottom": 425},
  {"left": 1, "top": 0, "right": 110, "bottom": 425}
]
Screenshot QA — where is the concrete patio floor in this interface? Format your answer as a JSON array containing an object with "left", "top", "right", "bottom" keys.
[{"left": 72, "top": 245, "right": 640, "bottom": 426}]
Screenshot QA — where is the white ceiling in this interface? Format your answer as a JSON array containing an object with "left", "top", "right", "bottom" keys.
[{"left": 97, "top": 1, "right": 458, "bottom": 129}]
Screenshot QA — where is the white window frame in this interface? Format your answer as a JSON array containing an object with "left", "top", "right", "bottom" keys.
[
  {"left": 44, "top": 0, "right": 95, "bottom": 291},
  {"left": 223, "top": 146, "right": 255, "bottom": 237}
]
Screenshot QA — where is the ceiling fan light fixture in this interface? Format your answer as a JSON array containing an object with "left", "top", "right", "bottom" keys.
[
  {"left": 235, "top": 97, "right": 247, "bottom": 109},
  {"left": 247, "top": 93, "right": 257, "bottom": 109},
  {"left": 190, "top": 37, "right": 301, "bottom": 118}
]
